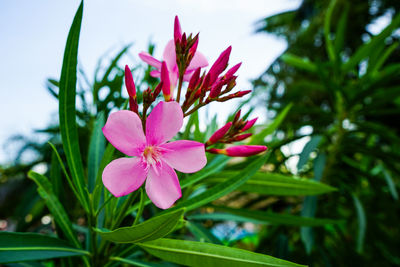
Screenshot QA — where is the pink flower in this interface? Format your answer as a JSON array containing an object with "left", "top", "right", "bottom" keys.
[
  {"left": 102, "top": 101, "right": 207, "bottom": 209},
  {"left": 139, "top": 40, "right": 208, "bottom": 88}
]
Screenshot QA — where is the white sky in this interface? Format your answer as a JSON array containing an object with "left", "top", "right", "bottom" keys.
[{"left": 0, "top": 0, "right": 301, "bottom": 163}]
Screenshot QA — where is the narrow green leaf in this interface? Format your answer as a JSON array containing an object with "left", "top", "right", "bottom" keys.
[
  {"left": 280, "top": 54, "right": 317, "bottom": 73},
  {"left": 87, "top": 112, "right": 105, "bottom": 192},
  {"left": 186, "top": 221, "right": 223, "bottom": 244},
  {"left": 297, "top": 135, "right": 322, "bottom": 171},
  {"left": 27, "top": 171, "right": 80, "bottom": 248},
  {"left": 352, "top": 195, "right": 366, "bottom": 253},
  {"left": 205, "top": 171, "right": 336, "bottom": 196},
  {"left": 139, "top": 238, "right": 306, "bottom": 267},
  {"left": 0, "top": 232, "right": 89, "bottom": 264},
  {"left": 58, "top": 0, "right": 89, "bottom": 211},
  {"left": 110, "top": 257, "right": 162, "bottom": 267},
  {"left": 49, "top": 149, "right": 62, "bottom": 198},
  {"left": 168, "top": 153, "right": 268, "bottom": 213},
  {"left": 96, "top": 208, "right": 185, "bottom": 243},
  {"left": 343, "top": 12, "right": 400, "bottom": 72},
  {"left": 93, "top": 142, "right": 115, "bottom": 209},
  {"left": 250, "top": 104, "right": 293, "bottom": 145},
  {"left": 190, "top": 206, "right": 339, "bottom": 227},
  {"left": 382, "top": 169, "right": 399, "bottom": 200},
  {"left": 333, "top": 3, "right": 349, "bottom": 56},
  {"left": 323, "top": 0, "right": 337, "bottom": 62}
]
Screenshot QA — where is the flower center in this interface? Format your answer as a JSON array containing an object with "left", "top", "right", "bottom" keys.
[{"left": 142, "top": 146, "right": 162, "bottom": 168}]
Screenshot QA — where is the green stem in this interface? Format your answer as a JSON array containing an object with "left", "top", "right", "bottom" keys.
[
  {"left": 133, "top": 188, "right": 145, "bottom": 225},
  {"left": 176, "top": 73, "right": 184, "bottom": 103}
]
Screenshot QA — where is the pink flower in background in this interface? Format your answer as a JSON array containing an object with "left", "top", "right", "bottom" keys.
[
  {"left": 102, "top": 101, "right": 207, "bottom": 209},
  {"left": 139, "top": 40, "right": 208, "bottom": 88}
]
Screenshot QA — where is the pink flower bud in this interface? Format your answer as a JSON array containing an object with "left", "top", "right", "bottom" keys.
[
  {"left": 233, "top": 133, "right": 252, "bottom": 141},
  {"left": 174, "top": 16, "right": 182, "bottom": 43},
  {"left": 233, "top": 109, "right": 241, "bottom": 123},
  {"left": 188, "top": 67, "right": 201, "bottom": 90},
  {"left": 225, "top": 145, "right": 267, "bottom": 157},
  {"left": 225, "top": 62, "right": 241, "bottom": 79},
  {"left": 241, "top": 118, "right": 258, "bottom": 132},
  {"left": 235, "top": 90, "right": 251, "bottom": 97},
  {"left": 209, "top": 80, "right": 224, "bottom": 98},
  {"left": 161, "top": 62, "right": 171, "bottom": 101},
  {"left": 209, "top": 46, "right": 232, "bottom": 85},
  {"left": 208, "top": 122, "right": 232, "bottom": 145},
  {"left": 189, "top": 34, "right": 199, "bottom": 57},
  {"left": 124, "top": 65, "right": 136, "bottom": 98}
]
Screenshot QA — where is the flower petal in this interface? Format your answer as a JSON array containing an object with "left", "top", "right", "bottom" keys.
[
  {"left": 187, "top": 51, "right": 208, "bottom": 71},
  {"left": 162, "top": 40, "right": 177, "bottom": 72},
  {"left": 146, "top": 162, "right": 181, "bottom": 209},
  {"left": 160, "top": 140, "right": 207, "bottom": 173},
  {"left": 146, "top": 101, "right": 183, "bottom": 145},
  {"left": 150, "top": 70, "right": 161, "bottom": 78},
  {"left": 102, "top": 157, "right": 147, "bottom": 197},
  {"left": 138, "top": 52, "right": 162, "bottom": 69},
  {"left": 102, "top": 110, "right": 146, "bottom": 156}
]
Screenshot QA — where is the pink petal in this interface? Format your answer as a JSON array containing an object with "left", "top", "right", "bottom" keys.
[
  {"left": 187, "top": 51, "right": 208, "bottom": 71},
  {"left": 146, "top": 162, "right": 181, "bottom": 209},
  {"left": 102, "top": 110, "right": 146, "bottom": 156},
  {"left": 160, "top": 140, "right": 207, "bottom": 173},
  {"left": 102, "top": 157, "right": 147, "bottom": 197},
  {"left": 150, "top": 70, "right": 161, "bottom": 78},
  {"left": 146, "top": 101, "right": 183, "bottom": 145},
  {"left": 139, "top": 52, "right": 162, "bottom": 69},
  {"left": 162, "top": 40, "right": 177, "bottom": 72}
]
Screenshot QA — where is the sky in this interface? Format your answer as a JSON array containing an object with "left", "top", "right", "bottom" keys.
[{"left": 0, "top": 0, "right": 301, "bottom": 163}]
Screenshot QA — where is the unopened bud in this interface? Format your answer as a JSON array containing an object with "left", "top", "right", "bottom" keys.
[
  {"left": 233, "top": 133, "right": 252, "bottom": 142},
  {"left": 241, "top": 118, "right": 258, "bottom": 132},
  {"left": 225, "top": 62, "right": 241, "bottom": 79},
  {"left": 161, "top": 62, "right": 171, "bottom": 101},
  {"left": 207, "top": 122, "right": 232, "bottom": 145},
  {"left": 124, "top": 65, "right": 136, "bottom": 98},
  {"left": 225, "top": 145, "right": 267, "bottom": 157},
  {"left": 206, "top": 148, "right": 227, "bottom": 155},
  {"left": 174, "top": 16, "right": 182, "bottom": 43},
  {"left": 208, "top": 46, "right": 232, "bottom": 85}
]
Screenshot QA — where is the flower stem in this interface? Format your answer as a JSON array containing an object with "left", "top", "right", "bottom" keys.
[
  {"left": 133, "top": 188, "right": 145, "bottom": 225},
  {"left": 176, "top": 73, "right": 184, "bottom": 103}
]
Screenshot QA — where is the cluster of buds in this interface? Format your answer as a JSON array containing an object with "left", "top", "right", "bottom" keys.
[
  {"left": 205, "top": 110, "right": 267, "bottom": 157},
  {"left": 174, "top": 16, "right": 199, "bottom": 81}
]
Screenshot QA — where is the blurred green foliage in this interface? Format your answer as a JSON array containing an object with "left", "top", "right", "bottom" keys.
[{"left": 253, "top": 0, "right": 400, "bottom": 265}]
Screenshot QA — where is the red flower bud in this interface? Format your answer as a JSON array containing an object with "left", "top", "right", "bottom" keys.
[
  {"left": 225, "top": 62, "right": 241, "bottom": 79},
  {"left": 208, "top": 122, "right": 232, "bottom": 145},
  {"left": 235, "top": 90, "right": 251, "bottom": 97},
  {"left": 161, "top": 62, "right": 171, "bottom": 101},
  {"left": 209, "top": 80, "right": 224, "bottom": 98},
  {"left": 188, "top": 67, "right": 201, "bottom": 90},
  {"left": 241, "top": 118, "right": 257, "bottom": 132},
  {"left": 208, "top": 46, "right": 232, "bottom": 85},
  {"left": 189, "top": 35, "right": 199, "bottom": 58},
  {"left": 124, "top": 65, "right": 136, "bottom": 98},
  {"left": 225, "top": 145, "right": 267, "bottom": 157},
  {"left": 233, "top": 109, "right": 241, "bottom": 123},
  {"left": 233, "top": 133, "right": 252, "bottom": 141},
  {"left": 174, "top": 16, "right": 182, "bottom": 43}
]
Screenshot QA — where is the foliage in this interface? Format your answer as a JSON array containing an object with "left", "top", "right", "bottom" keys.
[{"left": 253, "top": 0, "right": 400, "bottom": 265}]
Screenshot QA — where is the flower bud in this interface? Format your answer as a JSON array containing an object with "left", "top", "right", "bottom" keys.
[
  {"left": 207, "top": 122, "right": 232, "bottom": 145},
  {"left": 233, "top": 133, "right": 252, "bottom": 141},
  {"left": 225, "top": 145, "right": 267, "bottom": 157},
  {"left": 124, "top": 65, "right": 136, "bottom": 98},
  {"left": 241, "top": 118, "right": 257, "bottom": 132},
  {"left": 174, "top": 16, "right": 182, "bottom": 43},
  {"left": 161, "top": 62, "right": 171, "bottom": 101},
  {"left": 225, "top": 62, "right": 241, "bottom": 79},
  {"left": 209, "top": 80, "right": 224, "bottom": 99},
  {"left": 206, "top": 148, "right": 227, "bottom": 155},
  {"left": 208, "top": 46, "right": 232, "bottom": 85}
]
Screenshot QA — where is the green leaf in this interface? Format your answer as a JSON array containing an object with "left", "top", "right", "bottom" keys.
[
  {"left": 87, "top": 111, "right": 105, "bottom": 193},
  {"left": 27, "top": 171, "right": 80, "bottom": 248},
  {"left": 58, "top": 0, "right": 89, "bottom": 211},
  {"left": 204, "top": 171, "right": 336, "bottom": 196},
  {"left": 280, "top": 54, "right": 317, "bottom": 73},
  {"left": 110, "top": 257, "right": 162, "bottom": 267},
  {"left": 186, "top": 221, "right": 223, "bottom": 244},
  {"left": 168, "top": 153, "right": 269, "bottom": 213},
  {"left": 352, "top": 195, "right": 366, "bottom": 253},
  {"left": 323, "top": 0, "right": 337, "bottom": 62},
  {"left": 250, "top": 103, "right": 293, "bottom": 145},
  {"left": 343, "top": 12, "right": 400, "bottom": 72},
  {"left": 96, "top": 208, "right": 185, "bottom": 243},
  {"left": 0, "top": 232, "right": 89, "bottom": 264},
  {"left": 382, "top": 168, "right": 399, "bottom": 200},
  {"left": 297, "top": 135, "right": 322, "bottom": 171},
  {"left": 93, "top": 142, "right": 115, "bottom": 209},
  {"left": 189, "top": 206, "right": 339, "bottom": 227},
  {"left": 139, "top": 238, "right": 306, "bottom": 267}
]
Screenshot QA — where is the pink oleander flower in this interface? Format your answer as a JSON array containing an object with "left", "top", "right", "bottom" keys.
[
  {"left": 102, "top": 101, "right": 207, "bottom": 209},
  {"left": 139, "top": 40, "right": 208, "bottom": 89}
]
